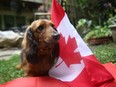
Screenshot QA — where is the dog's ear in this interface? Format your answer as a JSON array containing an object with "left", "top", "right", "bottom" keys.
[
  {"left": 26, "top": 28, "right": 39, "bottom": 64},
  {"left": 27, "top": 28, "right": 34, "bottom": 42}
]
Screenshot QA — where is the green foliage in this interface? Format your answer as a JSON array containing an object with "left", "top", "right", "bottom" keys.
[
  {"left": 76, "top": 19, "right": 92, "bottom": 37},
  {"left": 92, "top": 43, "right": 116, "bottom": 64},
  {"left": 84, "top": 26, "right": 112, "bottom": 41},
  {"left": 76, "top": 15, "right": 116, "bottom": 40},
  {"left": 107, "top": 15, "right": 116, "bottom": 26},
  {"left": 82, "top": 15, "right": 116, "bottom": 41},
  {"left": 76, "top": 19, "right": 92, "bottom": 28},
  {"left": 75, "top": 0, "right": 116, "bottom": 25},
  {"left": 0, "top": 54, "right": 24, "bottom": 84}
]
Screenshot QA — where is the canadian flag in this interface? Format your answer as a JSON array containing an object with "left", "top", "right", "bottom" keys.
[{"left": 49, "top": 0, "right": 114, "bottom": 87}]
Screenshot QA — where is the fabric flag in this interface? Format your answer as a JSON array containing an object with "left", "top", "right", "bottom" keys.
[{"left": 49, "top": 0, "right": 114, "bottom": 87}]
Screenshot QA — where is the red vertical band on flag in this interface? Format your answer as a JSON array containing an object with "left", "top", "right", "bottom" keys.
[{"left": 51, "top": 0, "right": 65, "bottom": 28}]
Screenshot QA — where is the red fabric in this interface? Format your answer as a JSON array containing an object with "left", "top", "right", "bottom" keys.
[
  {"left": 83, "top": 55, "right": 114, "bottom": 86},
  {"left": 0, "top": 77, "right": 69, "bottom": 87},
  {"left": 51, "top": 0, "right": 114, "bottom": 86},
  {"left": 100, "top": 63, "right": 116, "bottom": 87},
  {"left": 51, "top": 0, "right": 65, "bottom": 28},
  {"left": 67, "top": 68, "right": 94, "bottom": 87},
  {"left": 0, "top": 63, "right": 116, "bottom": 87}
]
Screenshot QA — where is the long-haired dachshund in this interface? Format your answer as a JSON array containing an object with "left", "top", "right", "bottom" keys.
[{"left": 16, "top": 19, "right": 60, "bottom": 77}]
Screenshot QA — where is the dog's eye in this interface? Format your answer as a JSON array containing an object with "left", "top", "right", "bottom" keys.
[{"left": 38, "top": 25, "right": 44, "bottom": 31}]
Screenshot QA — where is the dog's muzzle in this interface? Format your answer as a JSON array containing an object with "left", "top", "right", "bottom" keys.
[{"left": 52, "top": 33, "right": 60, "bottom": 41}]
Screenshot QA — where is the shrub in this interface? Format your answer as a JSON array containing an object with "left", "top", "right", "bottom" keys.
[{"left": 83, "top": 26, "right": 112, "bottom": 41}]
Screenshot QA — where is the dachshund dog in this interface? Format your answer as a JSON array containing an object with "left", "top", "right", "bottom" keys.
[{"left": 16, "top": 19, "right": 60, "bottom": 77}]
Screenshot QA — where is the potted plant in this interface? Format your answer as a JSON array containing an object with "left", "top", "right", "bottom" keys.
[
  {"left": 107, "top": 16, "right": 116, "bottom": 43},
  {"left": 84, "top": 26, "right": 112, "bottom": 45}
]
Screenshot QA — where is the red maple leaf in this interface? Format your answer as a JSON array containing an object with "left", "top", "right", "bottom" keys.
[{"left": 58, "top": 34, "right": 82, "bottom": 67}]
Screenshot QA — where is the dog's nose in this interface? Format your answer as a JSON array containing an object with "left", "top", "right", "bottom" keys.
[{"left": 52, "top": 34, "right": 60, "bottom": 41}]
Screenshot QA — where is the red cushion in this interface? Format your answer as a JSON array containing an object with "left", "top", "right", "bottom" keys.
[
  {"left": 0, "top": 77, "right": 69, "bottom": 87},
  {"left": 100, "top": 63, "right": 116, "bottom": 87},
  {"left": 0, "top": 63, "right": 116, "bottom": 87}
]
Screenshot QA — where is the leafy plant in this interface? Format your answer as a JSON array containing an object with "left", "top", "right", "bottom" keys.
[
  {"left": 83, "top": 26, "right": 112, "bottom": 41},
  {"left": 76, "top": 19, "right": 92, "bottom": 28},
  {"left": 76, "top": 19, "right": 92, "bottom": 37},
  {"left": 107, "top": 15, "right": 116, "bottom": 25}
]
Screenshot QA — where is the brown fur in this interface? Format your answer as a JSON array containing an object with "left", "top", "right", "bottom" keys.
[{"left": 16, "top": 19, "right": 60, "bottom": 77}]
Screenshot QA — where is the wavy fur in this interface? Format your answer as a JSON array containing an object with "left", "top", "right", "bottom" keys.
[{"left": 16, "top": 19, "right": 60, "bottom": 76}]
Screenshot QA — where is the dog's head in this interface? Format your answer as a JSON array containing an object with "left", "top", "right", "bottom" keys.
[{"left": 22, "top": 19, "right": 60, "bottom": 64}]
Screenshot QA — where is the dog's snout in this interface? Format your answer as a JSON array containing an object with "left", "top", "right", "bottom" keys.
[{"left": 52, "top": 33, "right": 60, "bottom": 41}]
